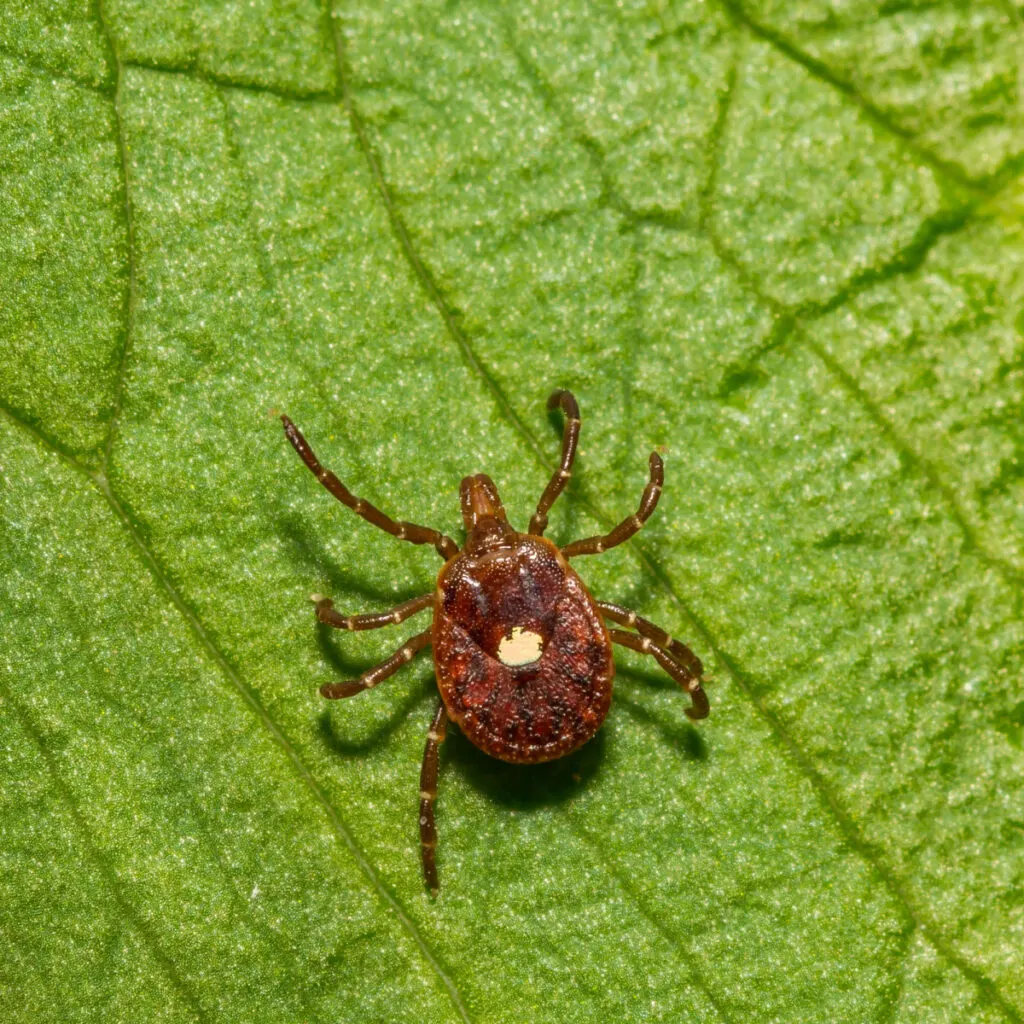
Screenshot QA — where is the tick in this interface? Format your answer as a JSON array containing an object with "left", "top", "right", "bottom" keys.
[{"left": 282, "top": 390, "right": 708, "bottom": 894}]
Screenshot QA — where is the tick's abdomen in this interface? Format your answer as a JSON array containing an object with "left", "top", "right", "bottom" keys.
[{"left": 433, "top": 535, "right": 613, "bottom": 763}]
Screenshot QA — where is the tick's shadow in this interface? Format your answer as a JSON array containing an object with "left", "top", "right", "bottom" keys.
[
  {"left": 277, "top": 510, "right": 432, "bottom": 606},
  {"left": 447, "top": 722, "right": 606, "bottom": 812},
  {"left": 314, "top": 617, "right": 436, "bottom": 754},
  {"left": 316, "top": 685, "right": 430, "bottom": 757},
  {"left": 613, "top": 665, "right": 709, "bottom": 762},
  {"left": 316, "top": 669, "right": 705, "bottom": 805},
  {"left": 315, "top": 618, "right": 383, "bottom": 678}
]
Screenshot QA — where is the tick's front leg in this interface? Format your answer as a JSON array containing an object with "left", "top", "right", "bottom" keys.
[
  {"left": 282, "top": 415, "right": 459, "bottom": 559},
  {"left": 529, "top": 389, "right": 581, "bottom": 537},
  {"left": 562, "top": 453, "right": 663, "bottom": 557}
]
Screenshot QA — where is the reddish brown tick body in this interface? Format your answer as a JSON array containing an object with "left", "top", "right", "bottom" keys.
[
  {"left": 434, "top": 492, "right": 614, "bottom": 764},
  {"left": 282, "top": 390, "right": 708, "bottom": 894}
]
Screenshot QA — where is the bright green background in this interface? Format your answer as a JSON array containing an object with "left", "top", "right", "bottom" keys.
[{"left": 2, "top": 1, "right": 1023, "bottom": 1021}]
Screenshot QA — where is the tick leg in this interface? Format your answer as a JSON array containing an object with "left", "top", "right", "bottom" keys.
[
  {"left": 607, "top": 627, "right": 709, "bottom": 721},
  {"left": 314, "top": 593, "right": 433, "bottom": 631},
  {"left": 596, "top": 601, "right": 704, "bottom": 680},
  {"left": 282, "top": 415, "right": 459, "bottom": 560},
  {"left": 529, "top": 390, "right": 581, "bottom": 536},
  {"left": 562, "top": 452, "right": 663, "bottom": 558},
  {"left": 320, "top": 629, "right": 432, "bottom": 699},
  {"left": 419, "top": 700, "right": 449, "bottom": 895}
]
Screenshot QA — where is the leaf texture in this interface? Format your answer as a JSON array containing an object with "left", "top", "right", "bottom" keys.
[{"left": 1, "top": 2, "right": 1023, "bottom": 1022}]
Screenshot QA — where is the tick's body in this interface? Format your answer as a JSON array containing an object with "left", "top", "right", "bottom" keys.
[
  {"left": 435, "top": 530, "right": 613, "bottom": 764},
  {"left": 282, "top": 390, "right": 708, "bottom": 894}
]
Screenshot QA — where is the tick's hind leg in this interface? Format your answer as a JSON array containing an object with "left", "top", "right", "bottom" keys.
[
  {"left": 608, "top": 628, "right": 709, "bottom": 720},
  {"left": 282, "top": 415, "right": 459, "bottom": 560},
  {"left": 419, "top": 701, "right": 449, "bottom": 895},
  {"left": 314, "top": 593, "right": 433, "bottom": 631},
  {"left": 320, "top": 629, "right": 431, "bottom": 699},
  {"left": 562, "top": 453, "right": 663, "bottom": 558},
  {"left": 529, "top": 390, "right": 581, "bottom": 536},
  {"left": 601, "top": 602, "right": 708, "bottom": 720},
  {"left": 597, "top": 601, "right": 703, "bottom": 679}
]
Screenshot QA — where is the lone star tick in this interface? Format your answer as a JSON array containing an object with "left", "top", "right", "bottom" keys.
[{"left": 282, "top": 390, "right": 708, "bottom": 894}]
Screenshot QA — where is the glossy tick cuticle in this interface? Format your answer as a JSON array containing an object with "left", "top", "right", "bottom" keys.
[{"left": 282, "top": 389, "right": 709, "bottom": 895}]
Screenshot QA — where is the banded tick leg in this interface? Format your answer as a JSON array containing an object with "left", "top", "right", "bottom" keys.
[
  {"left": 605, "top": 621, "right": 709, "bottom": 721},
  {"left": 419, "top": 701, "right": 449, "bottom": 895},
  {"left": 314, "top": 593, "right": 433, "bottom": 631},
  {"left": 320, "top": 629, "right": 431, "bottom": 699},
  {"left": 562, "top": 452, "right": 663, "bottom": 557},
  {"left": 596, "top": 601, "right": 704, "bottom": 681},
  {"left": 282, "top": 415, "right": 459, "bottom": 560},
  {"left": 529, "top": 389, "right": 581, "bottom": 536}
]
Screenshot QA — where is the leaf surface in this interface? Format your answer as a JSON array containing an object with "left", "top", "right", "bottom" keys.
[{"left": 2, "top": 2, "right": 1023, "bottom": 1022}]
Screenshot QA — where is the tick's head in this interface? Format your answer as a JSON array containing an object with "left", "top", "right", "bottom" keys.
[{"left": 460, "top": 473, "right": 514, "bottom": 553}]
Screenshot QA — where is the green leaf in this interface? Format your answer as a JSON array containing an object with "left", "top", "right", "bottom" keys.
[{"left": 2, "top": 2, "right": 1023, "bottom": 1021}]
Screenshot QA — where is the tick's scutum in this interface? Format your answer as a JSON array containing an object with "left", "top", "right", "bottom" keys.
[{"left": 433, "top": 529, "right": 614, "bottom": 764}]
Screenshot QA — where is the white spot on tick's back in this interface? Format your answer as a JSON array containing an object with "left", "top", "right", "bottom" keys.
[{"left": 497, "top": 626, "right": 544, "bottom": 667}]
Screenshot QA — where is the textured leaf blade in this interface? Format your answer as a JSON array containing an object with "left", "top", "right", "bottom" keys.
[{"left": 2, "top": 1, "right": 1023, "bottom": 1022}]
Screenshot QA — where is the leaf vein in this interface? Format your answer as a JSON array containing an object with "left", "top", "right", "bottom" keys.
[
  {"left": 121, "top": 57, "right": 336, "bottom": 104},
  {"left": 0, "top": 405, "right": 474, "bottom": 1024},
  {"left": 328, "top": 19, "right": 1023, "bottom": 1016},
  {"left": 714, "top": 0, "right": 1007, "bottom": 193},
  {"left": 697, "top": 36, "right": 741, "bottom": 232},
  {"left": 0, "top": 679, "right": 209, "bottom": 1023},
  {"left": 96, "top": 1, "right": 139, "bottom": 471}
]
